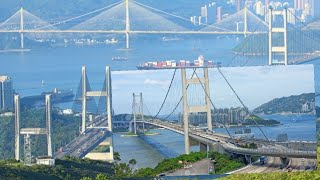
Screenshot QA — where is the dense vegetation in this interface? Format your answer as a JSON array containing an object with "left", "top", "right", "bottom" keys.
[
  {"left": 0, "top": 146, "right": 319, "bottom": 179},
  {"left": 0, "top": 108, "right": 80, "bottom": 159},
  {"left": 92, "top": 145, "right": 110, "bottom": 153},
  {"left": 98, "top": 151, "right": 245, "bottom": 179},
  {"left": 253, "top": 93, "right": 315, "bottom": 114},
  {"left": 0, "top": 157, "right": 113, "bottom": 180},
  {"left": 0, "top": 151, "right": 246, "bottom": 179}
]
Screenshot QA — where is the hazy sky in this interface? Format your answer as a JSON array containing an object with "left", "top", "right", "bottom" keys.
[{"left": 111, "top": 65, "right": 314, "bottom": 114}]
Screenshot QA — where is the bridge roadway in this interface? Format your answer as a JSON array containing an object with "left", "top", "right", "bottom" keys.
[
  {"left": 0, "top": 30, "right": 266, "bottom": 35},
  {"left": 137, "top": 120, "right": 317, "bottom": 159},
  {"left": 54, "top": 117, "right": 109, "bottom": 159},
  {"left": 289, "top": 53, "right": 320, "bottom": 65}
]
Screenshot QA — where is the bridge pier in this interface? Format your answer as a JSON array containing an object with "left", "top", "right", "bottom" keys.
[
  {"left": 181, "top": 68, "right": 190, "bottom": 154},
  {"left": 245, "top": 155, "right": 252, "bottom": 164},
  {"left": 142, "top": 122, "right": 145, "bottom": 134},
  {"left": 20, "top": 33, "right": 24, "bottom": 49},
  {"left": 280, "top": 157, "right": 289, "bottom": 168},
  {"left": 84, "top": 137, "right": 114, "bottom": 162},
  {"left": 199, "top": 142, "right": 209, "bottom": 153},
  {"left": 126, "top": 33, "right": 130, "bottom": 49},
  {"left": 89, "top": 115, "right": 93, "bottom": 128},
  {"left": 20, "top": 7, "right": 24, "bottom": 49}
]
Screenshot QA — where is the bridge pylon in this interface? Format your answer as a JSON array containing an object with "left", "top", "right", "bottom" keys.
[
  {"left": 244, "top": 6, "right": 248, "bottom": 37},
  {"left": 125, "top": 0, "right": 130, "bottom": 49},
  {"left": 131, "top": 93, "right": 144, "bottom": 134},
  {"left": 80, "top": 66, "right": 114, "bottom": 161},
  {"left": 20, "top": 7, "right": 24, "bottom": 49},
  {"left": 14, "top": 94, "right": 52, "bottom": 164},
  {"left": 268, "top": 7, "right": 288, "bottom": 65},
  {"left": 181, "top": 68, "right": 212, "bottom": 154}
]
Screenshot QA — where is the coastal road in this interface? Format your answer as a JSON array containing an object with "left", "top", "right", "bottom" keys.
[
  {"left": 231, "top": 156, "right": 317, "bottom": 174},
  {"left": 231, "top": 157, "right": 282, "bottom": 174}
]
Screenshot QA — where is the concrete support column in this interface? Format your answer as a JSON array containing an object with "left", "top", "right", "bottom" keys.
[
  {"left": 81, "top": 66, "right": 87, "bottom": 134},
  {"left": 20, "top": 8, "right": 24, "bottom": 49},
  {"left": 244, "top": 6, "right": 248, "bottom": 37},
  {"left": 199, "top": 142, "right": 208, "bottom": 153},
  {"left": 280, "top": 157, "right": 289, "bottom": 168},
  {"left": 46, "top": 94, "right": 52, "bottom": 157},
  {"left": 181, "top": 68, "right": 190, "bottom": 154},
  {"left": 133, "top": 93, "right": 137, "bottom": 134},
  {"left": 245, "top": 155, "right": 252, "bottom": 164},
  {"left": 204, "top": 68, "right": 212, "bottom": 131},
  {"left": 89, "top": 115, "right": 93, "bottom": 128},
  {"left": 283, "top": 8, "right": 288, "bottom": 65},
  {"left": 14, "top": 95, "right": 20, "bottom": 161},
  {"left": 126, "top": 33, "right": 130, "bottom": 49},
  {"left": 268, "top": 7, "right": 273, "bottom": 65},
  {"left": 140, "top": 93, "right": 144, "bottom": 133},
  {"left": 125, "top": 0, "right": 130, "bottom": 49},
  {"left": 142, "top": 122, "right": 145, "bottom": 134},
  {"left": 106, "top": 66, "right": 114, "bottom": 161}
]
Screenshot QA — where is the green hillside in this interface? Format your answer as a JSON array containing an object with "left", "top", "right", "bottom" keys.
[
  {"left": 253, "top": 93, "right": 315, "bottom": 114},
  {"left": 0, "top": 109, "right": 80, "bottom": 159}
]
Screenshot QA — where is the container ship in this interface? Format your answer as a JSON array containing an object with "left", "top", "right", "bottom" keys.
[
  {"left": 137, "top": 55, "right": 221, "bottom": 70},
  {"left": 21, "top": 88, "right": 74, "bottom": 107}
]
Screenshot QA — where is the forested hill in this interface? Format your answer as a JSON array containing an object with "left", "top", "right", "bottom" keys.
[{"left": 253, "top": 93, "right": 315, "bottom": 114}]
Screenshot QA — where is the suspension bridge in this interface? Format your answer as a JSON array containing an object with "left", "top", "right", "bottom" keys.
[
  {"left": 126, "top": 67, "right": 317, "bottom": 169},
  {"left": 8, "top": 1, "right": 319, "bottom": 168},
  {"left": 0, "top": 0, "right": 318, "bottom": 63},
  {"left": 12, "top": 65, "right": 317, "bottom": 169}
]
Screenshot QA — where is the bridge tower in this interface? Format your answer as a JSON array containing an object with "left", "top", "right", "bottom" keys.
[
  {"left": 81, "top": 66, "right": 114, "bottom": 161},
  {"left": 268, "top": 7, "right": 288, "bottom": 65},
  {"left": 14, "top": 94, "right": 52, "bottom": 164},
  {"left": 181, "top": 68, "right": 212, "bottom": 154},
  {"left": 20, "top": 7, "right": 24, "bottom": 49},
  {"left": 244, "top": 6, "right": 248, "bottom": 37},
  {"left": 125, "top": 0, "right": 130, "bottom": 49},
  {"left": 131, "top": 93, "right": 144, "bottom": 134}
]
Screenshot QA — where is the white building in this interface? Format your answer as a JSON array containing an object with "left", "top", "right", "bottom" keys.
[{"left": 36, "top": 157, "right": 55, "bottom": 166}]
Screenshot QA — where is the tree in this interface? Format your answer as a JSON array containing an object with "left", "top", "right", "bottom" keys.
[
  {"left": 129, "top": 159, "right": 137, "bottom": 170},
  {"left": 95, "top": 173, "right": 110, "bottom": 180},
  {"left": 114, "top": 152, "right": 121, "bottom": 161},
  {"left": 128, "top": 159, "right": 137, "bottom": 166},
  {"left": 113, "top": 163, "right": 133, "bottom": 179}
]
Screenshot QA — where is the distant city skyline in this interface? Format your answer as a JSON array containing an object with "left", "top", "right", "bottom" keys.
[{"left": 193, "top": 0, "right": 319, "bottom": 26}]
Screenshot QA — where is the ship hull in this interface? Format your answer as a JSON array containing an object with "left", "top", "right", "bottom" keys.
[{"left": 136, "top": 66, "right": 216, "bottom": 70}]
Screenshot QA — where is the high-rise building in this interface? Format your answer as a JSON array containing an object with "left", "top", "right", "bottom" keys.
[
  {"left": 295, "top": 0, "right": 306, "bottom": 10},
  {"left": 217, "top": 6, "right": 222, "bottom": 22},
  {"left": 207, "top": 3, "right": 217, "bottom": 24},
  {"left": 0, "top": 76, "right": 13, "bottom": 111},
  {"left": 287, "top": 8, "right": 296, "bottom": 24},
  {"left": 310, "top": 0, "right": 320, "bottom": 18},
  {"left": 255, "top": 1, "right": 265, "bottom": 16},
  {"left": 236, "top": 0, "right": 246, "bottom": 12},
  {"left": 201, "top": 6, "right": 208, "bottom": 24},
  {"left": 265, "top": 0, "right": 270, "bottom": 6}
]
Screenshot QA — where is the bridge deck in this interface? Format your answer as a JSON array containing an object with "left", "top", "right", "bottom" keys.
[{"left": 138, "top": 120, "right": 317, "bottom": 159}]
